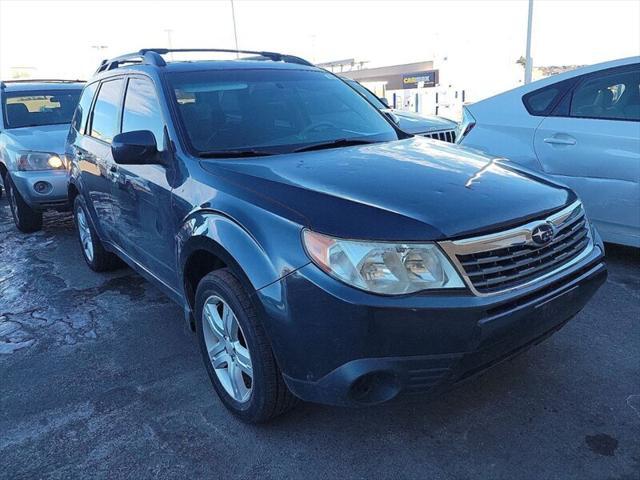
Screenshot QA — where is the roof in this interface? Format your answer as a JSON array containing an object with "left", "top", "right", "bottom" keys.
[
  {"left": 162, "top": 60, "right": 318, "bottom": 72},
  {"left": 500, "top": 56, "right": 640, "bottom": 97},
  {"left": 92, "top": 48, "right": 319, "bottom": 79},
  {"left": 0, "top": 80, "right": 85, "bottom": 92}
]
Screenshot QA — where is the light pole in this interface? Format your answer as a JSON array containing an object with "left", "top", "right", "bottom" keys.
[
  {"left": 524, "top": 0, "right": 534, "bottom": 84},
  {"left": 230, "top": 0, "right": 239, "bottom": 56},
  {"left": 164, "top": 29, "right": 174, "bottom": 60}
]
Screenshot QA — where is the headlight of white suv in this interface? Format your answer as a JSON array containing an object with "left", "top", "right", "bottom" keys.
[
  {"left": 303, "top": 230, "right": 464, "bottom": 295},
  {"left": 16, "top": 151, "right": 65, "bottom": 171}
]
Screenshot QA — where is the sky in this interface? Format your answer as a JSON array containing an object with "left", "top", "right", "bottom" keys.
[{"left": 1, "top": 0, "right": 639, "bottom": 100}]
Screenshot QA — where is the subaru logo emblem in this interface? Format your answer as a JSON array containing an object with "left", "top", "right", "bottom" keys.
[{"left": 531, "top": 222, "right": 555, "bottom": 245}]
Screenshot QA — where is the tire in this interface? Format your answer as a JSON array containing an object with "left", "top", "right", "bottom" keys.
[
  {"left": 5, "top": 175, "right": 43, "bottom": 233},
  {"left": 195, "top": 268, "right": 299, "bottom": 423},
  {"left": 73, "top": 195, "right": 121, "bottom": 272}
]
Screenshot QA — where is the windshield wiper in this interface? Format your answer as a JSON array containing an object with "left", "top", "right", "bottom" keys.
[
  {"left": 198, "top": 149, "right": 276, "bottom": 158},
  {"left": 293, "top": 138, "right": 378, "bottom": 153}
]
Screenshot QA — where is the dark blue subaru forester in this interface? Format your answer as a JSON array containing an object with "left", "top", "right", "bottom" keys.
[{"left": 66, "top": 49, "right": 606, "bottom": 423}]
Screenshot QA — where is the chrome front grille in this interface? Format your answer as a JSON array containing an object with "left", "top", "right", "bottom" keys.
[
  {"left": 423, "top": 129, "right": 456, "bottom": 143},
  {"left": 440, "top": 201, "right": 593, "bottom": 295}
]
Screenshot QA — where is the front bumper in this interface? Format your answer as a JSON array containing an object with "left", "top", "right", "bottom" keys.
[
  {"left": 10, "top": 170, "right": 69, "bottom": 210},
  {"left": 256, "top": 241, "right": 606, "bottom": 406}
]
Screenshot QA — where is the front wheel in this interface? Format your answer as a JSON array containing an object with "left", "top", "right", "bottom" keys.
[
  {"left": 195, "top": 269, "right": 299, "bottom": 423},
  {"left": 73, "top": 196, "right": 121, "bottom": 272},
  {"left": 5, "top": 176, "right": 42, "bottom": 233}
]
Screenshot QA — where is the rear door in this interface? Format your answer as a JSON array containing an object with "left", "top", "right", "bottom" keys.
[
  {"left": 533, "top": 64, "right": 640, "bottom": 246},
  {"left": 80, "top": 77, "right": 125, "bottom": 242},
  {"left": 111, "top": 75, "right": 176, "bottom": 286}
]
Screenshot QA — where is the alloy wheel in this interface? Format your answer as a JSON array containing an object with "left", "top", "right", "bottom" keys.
[
  {"left": 76, "top": 206, "right": 94, "bottom": 262},
  {"left": 202, "top": 295, "right": 253, "bottom": 403}
]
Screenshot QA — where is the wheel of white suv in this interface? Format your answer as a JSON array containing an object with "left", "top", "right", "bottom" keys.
[
  {"left": 73, "top": 195, "right": 121, "bottom": 272},
  {"left": 195, "top": 268, "right": 299, "bottom": 423},
  {"left": 5, "top": 175, "right": 43, "bottom": 233}
]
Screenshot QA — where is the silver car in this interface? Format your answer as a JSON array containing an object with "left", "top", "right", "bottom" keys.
[
  {"left": 457, "top": 57, "right": 639, "bottom": 248},
  {"left": 0, "top": 80, "right": 83, "bottom": 232}
]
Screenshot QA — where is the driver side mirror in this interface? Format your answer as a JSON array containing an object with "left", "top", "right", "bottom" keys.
[
  {"left": 379, "top": 97, "right": 390, "bottom": 107},
  {"left": 111, "top": 130, "right": 159, "bottom": 165}
]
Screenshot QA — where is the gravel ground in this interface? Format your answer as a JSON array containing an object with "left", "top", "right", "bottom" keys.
[{"left": 1, "top": 196, "right": 639, "bottom": 480}]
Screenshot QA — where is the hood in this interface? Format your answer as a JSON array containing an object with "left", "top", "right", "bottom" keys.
[
  {"left": 4, "top": 123, "right": 70, "bottom": 155},
  {"left": 201, "top": 137, "right": 575, "bottom": 241},
  {"left": 383, "top": 109, "right": 458, "bottom": 135}
]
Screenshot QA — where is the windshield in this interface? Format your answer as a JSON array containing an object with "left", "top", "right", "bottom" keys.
[
  {"left": 3, "top": 89, "right": 82, "bottom": 129},
  {"left": 345, "top": 79, "right": 387, "bottom": 110},
  {"left": 167, "top": 69, "right": 399, "bottom": 155}
]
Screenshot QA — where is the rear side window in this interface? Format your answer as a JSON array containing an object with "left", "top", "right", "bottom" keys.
[
  {"left": 121, "top": 77, "right": 165, "bottom": 148},
  {"left": 569, "top": 67, "right": 639, "bottom": 121},
  {"left": 90, "top": 78, "right": 124, "bottom": 143},
  {"left": 522, "top": 79, "right": 575, "bottom": 116},
  {"left": 72, "top": 82, "right": 98, "bottom": 133}
]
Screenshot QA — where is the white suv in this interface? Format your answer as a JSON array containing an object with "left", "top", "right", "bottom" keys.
[{"left": 0, "top": 79, "right": 83, "bottom": 232}]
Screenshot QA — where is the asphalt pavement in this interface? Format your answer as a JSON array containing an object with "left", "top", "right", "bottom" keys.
[{"left": 1, "top": 196, "right": 639, "bottom": 480}]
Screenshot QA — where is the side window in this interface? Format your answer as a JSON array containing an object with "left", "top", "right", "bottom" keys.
[
  {"left": 569, "top": 67, "right": 640, "bottom": 121},
  {"left": 72, "top": 82, "right": 98, "bottom": 133},
  {"left": 121, "top": 77, "right": 165, "bottom": 149},
  {"left": 90, "top": 78, "right": 124, "bottom": 143}
]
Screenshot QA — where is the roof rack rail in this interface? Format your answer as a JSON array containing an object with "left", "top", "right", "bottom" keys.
[
  {"left": 96, "top": 48, "right": 314, "bottom": 73},
  {"left": 96, "top": 50, "right": 166, "bottom": 73},
  {"left": 0, "top": 79, "right": 85, "bottom": 89}
]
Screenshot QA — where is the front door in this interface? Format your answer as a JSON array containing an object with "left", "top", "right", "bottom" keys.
[
  {"left": 111, "top": 76, "right": 176, "bottom": 287},
  {"left": 81, "top": 77, "right": 125, "bottom": 242},
  {"left": 533, "top": 64, "right": 640, "bottom": 246}
]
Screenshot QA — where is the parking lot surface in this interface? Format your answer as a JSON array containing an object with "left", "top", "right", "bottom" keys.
[{"left": 1, "top": 197, "right": 639, "bottom": 480}]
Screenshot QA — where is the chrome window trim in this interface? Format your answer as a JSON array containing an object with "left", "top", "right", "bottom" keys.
[{"left": 439, "top": 200, "right": 594, "bottom": 297}]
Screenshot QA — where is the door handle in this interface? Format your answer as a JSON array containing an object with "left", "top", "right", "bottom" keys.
[{"left": 543, "top": 136, "right": 576, "bottom": 146}]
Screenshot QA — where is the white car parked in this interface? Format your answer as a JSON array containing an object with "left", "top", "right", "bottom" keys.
[{"left": 457, "top": 57, "right": 640, "bottom": 248}]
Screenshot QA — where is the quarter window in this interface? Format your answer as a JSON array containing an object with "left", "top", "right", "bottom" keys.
[
  {"left": 522, "top": 78, "right": 575, "bottom": 116},
  {"left": 121, "top": 77, "right": 165, "bottom": 148},
  {"left": 569, "top": 67, "right": 639, "bottom": 121},
  {"left": 90, "top": 78, "right": 124, "bottom": 143}
]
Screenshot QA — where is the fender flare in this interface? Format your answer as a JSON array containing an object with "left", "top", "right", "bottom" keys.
[{"left": 177, "top": 211, "right": 281, "bottom": 300}]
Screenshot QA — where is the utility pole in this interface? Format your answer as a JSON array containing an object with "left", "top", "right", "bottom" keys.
[
  {"left": 524, "top": 0, "right": 534, "bottom": 84},
  {"left": 230, "top": 0, "right": 239, "bottom": 57},
  {"left": 164, "top": 29, "right": 174, "bottom": 60}
]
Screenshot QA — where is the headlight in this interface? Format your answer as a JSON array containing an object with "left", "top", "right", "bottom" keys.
[
  {"left": 16, "top": 152, "right": 65, "bottom": 171},
  {"left": 303, "top": 230, "right": 465, "bottom": 295},
  {"left": 455, "top": 106, "right": 476, "bottom": 144}
]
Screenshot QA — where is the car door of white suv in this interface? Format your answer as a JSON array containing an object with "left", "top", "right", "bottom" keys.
[{"left": 533, "top": 64, "right": 640, "bottom": 247}]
